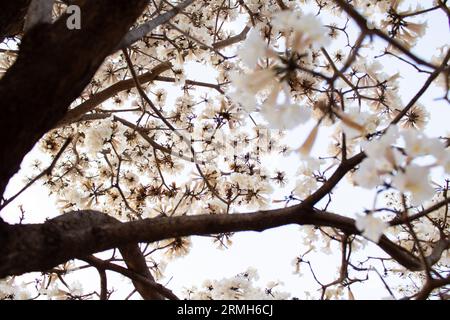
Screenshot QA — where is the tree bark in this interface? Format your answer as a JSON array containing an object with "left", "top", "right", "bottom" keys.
[
  {"left": 0, "top": 207, "right": 424, "bottom": 279},
  {"left": 0, "top": 0, "right": 148, "bottom": 197},
  {"left": 0, "top": 0, "right": 31, "bottom": 43}
]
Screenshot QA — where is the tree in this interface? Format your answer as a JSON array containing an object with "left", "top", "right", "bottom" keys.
[{"left": 0, "top": 0, "right": 449, "bottom": 300}]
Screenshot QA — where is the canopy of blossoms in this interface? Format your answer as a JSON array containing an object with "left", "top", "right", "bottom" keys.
[{"left": 0, "top": 0, "right": 449, "bottom": 300}]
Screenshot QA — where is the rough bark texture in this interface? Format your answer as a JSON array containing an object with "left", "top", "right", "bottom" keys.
[
  {"left": 0, "top": 0, "right": 31, "bottom": 43},
  {"left": 0, "top": 207, "right": 423, "bottom": 279},
  {"left": 0, "top": 211, "right": 166, "bottom": 299},
  {"left": 0, "top": 0, "right": 198, "bottom": 299},
  {"left": 0, "top": 0, "right": 148, "bottom": 197}
]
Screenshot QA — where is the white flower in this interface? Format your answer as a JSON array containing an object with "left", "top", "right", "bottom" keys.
[
  {"left": 243, "top": 267, "right": 259, "bottom": 281},
  {"left": 402, "top": 129, "right": 446, "bottom": 158},
  {"left": 294, "top": 176, "right": 318, "bottom": 198},
  {"left": 238, "top": 28, "right": 267, "bottom": 68},
  {"left": 360, "top": 125, "right": 401, "bottom": 173},
  {"left": 272, "top": 12, "right": 330, "bottom": 50},
  {"left": 205, "top": 198, "right": 228, "bottom": 214},
  {"left": 271, "top": 10, "right": 303, "bottom": 32},
  {"left": 261, "top": 102, "right": 311, "bottom": 129},
  {"left": 363, "top": 125, "right": 399, "bottom": 159},
  {"left": 340, "top": 108, "right": 379, "bottom": 138},
  {"left": 355, "top": 214, "right": 388, "bottom": 242},
  {"left": 84, "top": 130, "right": 104, "bottom": 153},
  {"left": 123, "top": 171, "right": 139, "bottom": 187},
  {"left": 231, "top": 172, "right": 253, "bottom": 189},
  {"left": 84, "top": 120, "right": 113, "bottom": 154},
  {"left": 248, "top": 182, "right": 274, "bottom": 209},
  {"left": 353, "top": 0, "right": 391, "bottom": 14},
  {"left": 392, "top": 165, "right": 435, "bottom": 206},
  {"left": 58, "top": 187, "right": 89, "bottom": 209},
  {"left": 432, "top": 45, "right": 450, "bottom": 92},
  {"left": 353, "top": 159, "right": 383, "bottom": 188},
  {"left": 13, "top": 288, "right": 31, "bottom": 300},
  {"left": 229, "top": 68, "right": 278, "bottom": 113},
  {"left": 70, "top": 280, "right": 84, "bottom": 296},
  {"left": 230, "top": 69, "right": 276, "bottom": 95},
  {"left": 397, "top": 104, "right": 429, "bottom": 130},
  {"left": 296, "top": 157, "right": 323, "bottom": 176},
  {"left": 228, "top": 89, "right": 258, "bottom": 112},
  {"left": 0, "top": 278, "right": 16, "bottom": 299}
]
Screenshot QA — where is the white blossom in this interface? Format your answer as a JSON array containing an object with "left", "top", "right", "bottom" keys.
[
  {"left": 392, "top": 165, "right": 435, "bottom": 206},
  {"left": 272, "top": 12, "right": 330, "bottom": 49},
  {"left": 294, "top": 176, "right": 318, "bottom": 198},
  {"left": 261, "top": 102, "right": 311, "bottom": 129},
  {"left": 237, "top": 28, "right": 268, "bottom": 68},
  {"left": 402, "top": 129, "right": 446, "bottom": 158},
  {"left": 353, "top": 159, "right": 383, "bottom": 188},
  {"left": 355, "top": 214, "right": 388, "bottom": 242},
  {"left": 84, "top": 120, "right": 113, "bottom": 154}
]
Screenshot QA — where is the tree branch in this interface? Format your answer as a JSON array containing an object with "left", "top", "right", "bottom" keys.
[
  {"left": 57, "top": 62, "right": 172, "bottom": 127},
  {"left": 302, "top": 151, "right": 366, "bottom": 207},
  {"left": 82, "top": 255, "right": 178, "bottom": 300},
  {"left": 0, "top": 0, "right": 149, "bottom": 197},
  {"left": 115, "top": 0, "right": 196, "bottom": 51},
  {"left": 24, "top": 0, "right": 54, "bottom": 32},
  {"left": 391, "top": 50, "right": 450, "bottom": 125},
  {"left": 333, "top": 0, "right": 437, "bottom": 69},
  {"left": 0, "top": 0, "right": 31, "bottom": 43},
  {"left": 212, "top": 25, "right": 250, "bottom": 50},
  {"left": 0, "top": 206, "right": 424, "bottom": 279}
]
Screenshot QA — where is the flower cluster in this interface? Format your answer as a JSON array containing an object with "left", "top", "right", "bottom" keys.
[
  {"left": 1, "top": 0, "right": 449, "bottom": 300},
  {"left": 184, "top": 268, "right": 290, "bottom": 300},
  {"left": 354, "top": 126, "right": 450, "bottom": 206}
]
